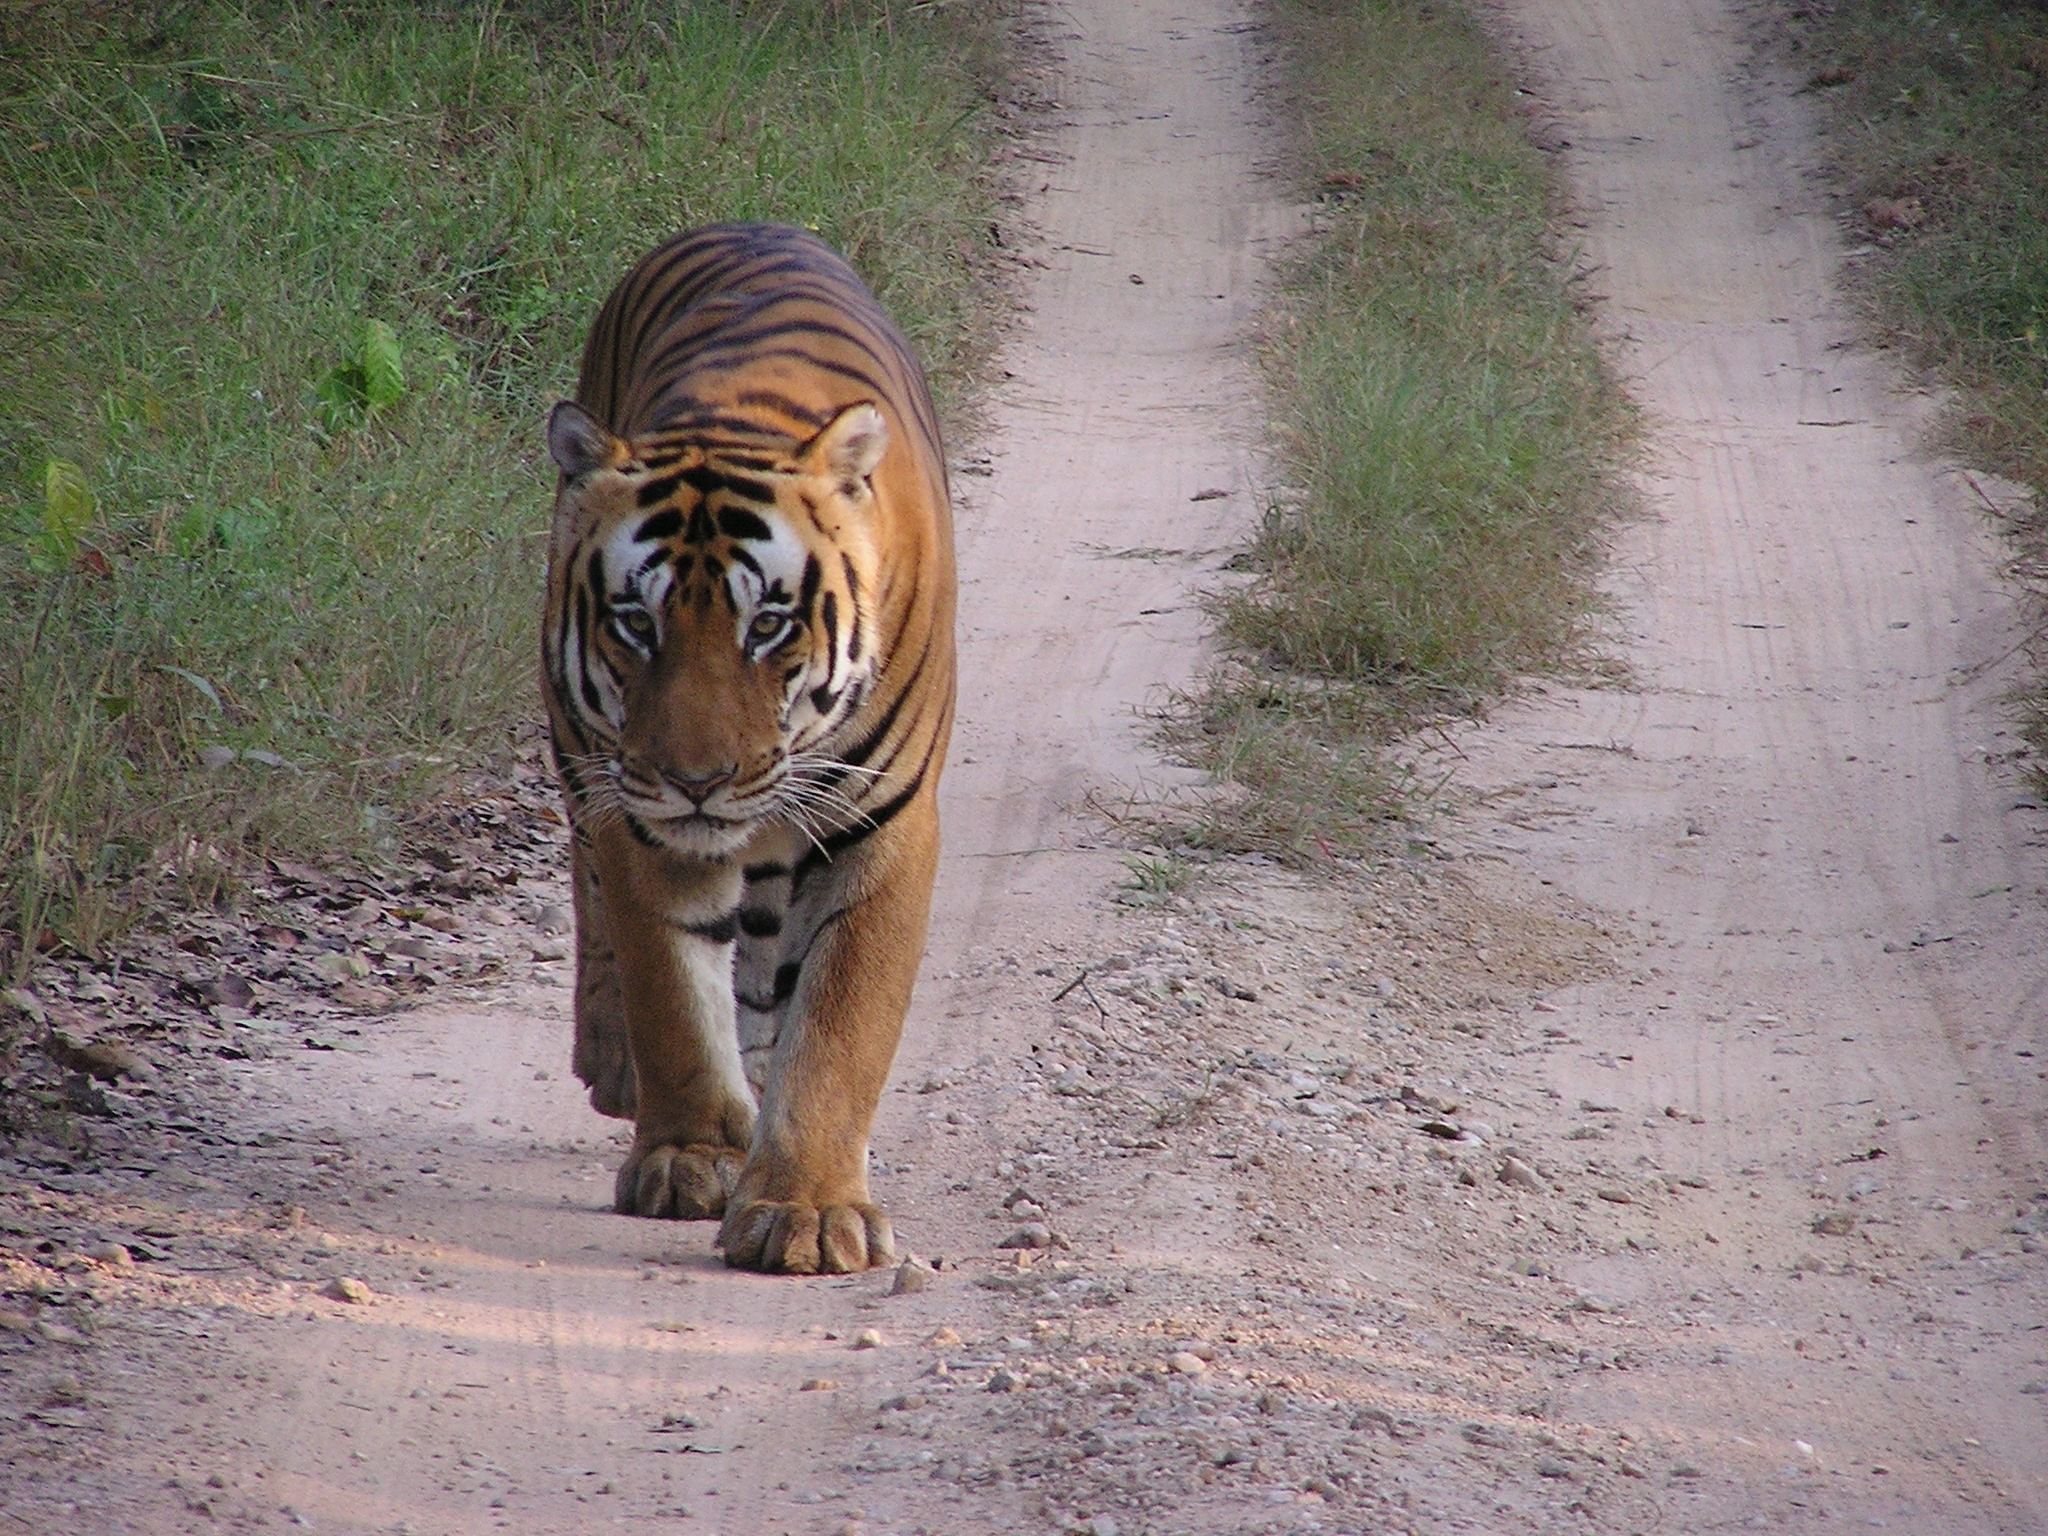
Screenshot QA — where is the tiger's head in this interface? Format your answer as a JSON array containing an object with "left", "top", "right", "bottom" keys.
[{"left": 544, "top": 399, "right": 888, "bottom": 859}]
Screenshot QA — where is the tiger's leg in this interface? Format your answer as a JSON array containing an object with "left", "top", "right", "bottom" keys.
[
  {"left": 718, "top": 800, "right": 938, "bottom": 1274},
  {"left": 599, "top": 837, "right": 759, "bottom": 1220},
  {"left": 567, "top": 832, "right": 636, "bottom": 1119}
]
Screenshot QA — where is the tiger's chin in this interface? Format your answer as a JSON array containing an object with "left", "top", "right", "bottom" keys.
[{"left": 629, "top": 809, "right": 757, "bottom": 861}]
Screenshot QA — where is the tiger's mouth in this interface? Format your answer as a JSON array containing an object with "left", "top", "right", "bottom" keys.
[{"left": 626, "top": 804, "right": 757, "bottom": 858}]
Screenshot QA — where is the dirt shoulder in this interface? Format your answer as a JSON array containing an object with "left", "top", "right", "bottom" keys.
[{"left": 3, "top": 0, "right": 2045, "bottom": 1533}]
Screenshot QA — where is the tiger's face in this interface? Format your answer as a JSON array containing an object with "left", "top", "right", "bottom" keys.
[{"left": 546, "top": 400, "right": 888, "bottom": 859}]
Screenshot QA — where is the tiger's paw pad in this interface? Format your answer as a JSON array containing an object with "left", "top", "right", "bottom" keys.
[
  {"left": 614, "top": 1142, "right": 745, "bottom": 1220},
  {"left": 718, "top": 1199, "right": 895, "bottom": 1274}
]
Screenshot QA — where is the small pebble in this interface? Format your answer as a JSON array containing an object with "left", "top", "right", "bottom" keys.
[
  {"left": 997, "top": 1223, "right": 1054, "bottom": 1250},
  {"left": 799, "top": 1377, "right": 838, "bottom": 1392},
  {"left": 1168, "top": 1351, "right": 1208, "bottom": 1376},
  {"left": 851, "top": 1329, "right": 883, "bottom": 1350},
  {"left": 889, "top": 1258, "right": 935, "bottom": 1296},
  {"left": 86, "top": 1242, "right": 134, "bottom": 1269},
  {"left": 321, "top": 1277, "right": 373, "bottom": 1305}
]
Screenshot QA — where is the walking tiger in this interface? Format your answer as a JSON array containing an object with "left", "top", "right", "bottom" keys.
[{"left": 540, "top": 223, "right": 955, "bottom": 1273}]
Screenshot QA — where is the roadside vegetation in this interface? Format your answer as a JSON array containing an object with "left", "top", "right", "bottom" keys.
[
  {"left": 1164, "top": 0, "right": 1632, "bottom": 857},
  {"left": 0, "top": 1, "right": 1006, "bottom": 981},
  {"left": 1779, "top": 1, "right": 2048, "bottom": 782}
]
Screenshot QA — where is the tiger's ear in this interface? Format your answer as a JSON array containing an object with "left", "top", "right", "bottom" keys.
[
  {"left": 547, "top": 401, "right": 624, "bottom": 480},
  {"left": 800, "top": 402, "right": 888, "bottom": 490}
]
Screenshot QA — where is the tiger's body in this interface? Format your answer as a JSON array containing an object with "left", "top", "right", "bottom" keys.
[{"left": 540, "top": 223, "right": 955, "bottom": 1274}]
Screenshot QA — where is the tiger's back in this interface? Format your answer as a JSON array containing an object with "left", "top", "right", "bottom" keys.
[{"left": 540, "top": 223, "right": 955, "bottom": 1273}]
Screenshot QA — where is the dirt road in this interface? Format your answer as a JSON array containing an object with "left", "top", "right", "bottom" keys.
[{"left": 5, "top": 0, "right": 2046, "bottom": 1532}]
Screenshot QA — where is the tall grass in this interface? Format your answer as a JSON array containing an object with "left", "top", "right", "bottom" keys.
[
  {"left": 0, "top": 1, "right": 1006, "bottom": 974},
  {"left": 1168, "top": 0, "right": 1630, "bottom": 856}
]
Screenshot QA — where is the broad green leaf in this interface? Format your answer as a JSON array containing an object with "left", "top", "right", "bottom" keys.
[
  {"left": 25, "top": 533, "right": 68, "bottom": 575},
  {"left": 360, "top": 320, "right": 404, "bottom": 411},
  {"left": 42, "top": 459, "right": 95, "bottom": 555}
]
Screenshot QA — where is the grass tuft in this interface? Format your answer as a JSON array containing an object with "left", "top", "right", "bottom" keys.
[
  {"left": 1167, "top": 0, "right": 1630, "bottom": 858},
  {"left": 0, "top": 1, "right": 1007, "bottom": 978}
]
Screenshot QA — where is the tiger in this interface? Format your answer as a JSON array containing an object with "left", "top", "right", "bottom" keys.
[{"left": 540, "top": 223, "right": 956, "bottom": 1274}]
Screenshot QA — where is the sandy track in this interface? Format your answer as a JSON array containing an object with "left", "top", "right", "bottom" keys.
[
  {"left": 1434, "top": 0, "right": 2048, "bottom": 1526},
  {"left": 5, "top": 0, "right": 2046, "bottom": 1532}
]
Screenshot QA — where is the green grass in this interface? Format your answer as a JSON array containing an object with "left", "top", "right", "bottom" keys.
[
  {"left": 1781, "top": 0, "right": 2048, "bottom": 781},
  {"left": 1167, "top": 0, "right": 1630, "bottom": 858},
  {"left": 0, "top": 1, "right": 1007, "bottom": 977}
]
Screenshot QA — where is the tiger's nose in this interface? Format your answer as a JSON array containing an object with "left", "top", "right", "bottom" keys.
[{"left": 663, "top": 765, "right": 736, "bottom": 804}]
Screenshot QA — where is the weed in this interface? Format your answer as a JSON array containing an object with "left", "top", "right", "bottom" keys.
[{"left": 1118, "top": 853, "right": 1195, "bottom": 905}]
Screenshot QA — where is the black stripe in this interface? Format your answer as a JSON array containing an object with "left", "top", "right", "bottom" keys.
[
  {"left": 647, "top": 408, "right": 804, "bottom": 444},
  {"left": 736, "top": 956, "right": 805, "bottom": 1017},
  {"left": 820, "top": 590, "right": 840, "bottom": 668},
  {"left": 567, "top": 587, "right": 590, "bottom": 669},
  {"left": 799, "top": 554, "right": 822, "bottom": 613},
  {"left": 739, "top": 907, "right": 783, "bottom": 938},
  {"left": 718, "top": 473, "right": 774, "bottom": 504},
  {"left": 678, "top": 910, "right": 739, "bottom": 944},
  {"left": 636, "top": 462, "right": 720, "bottom": 507},
  {"left": 625, "top": 815, "right": 665, "bottom": 850},
  {"left": 840, "top": 633, "right": 930, "bottom": 769},
  {"left": 546, "top": 733, "right": 583, "bottom": 799},
  {"left": 842, "top": 555, "right": 864, "bottom": 662},
  {"left": 744, "top": 861, "right": 791, "bottom": 881},
  {"left": 717, "top": 506, "right": 773, "bottom": 542},
  {"left": 736, "top": 389, "right": 828, "bottom": 427},
  {"left": 635, "top": 508, "right": 683, "bottom": 541},
  {"left": 795, "top": 740, "right": 937, "bottom": 883}
]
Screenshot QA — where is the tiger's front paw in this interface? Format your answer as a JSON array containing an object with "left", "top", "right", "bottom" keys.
[
  {"left": 718, "top": 1198, "right": 895, "bottom": 1274},
  {"left": 614, "top": 1141, "right": 746, "bottom": 1220}
]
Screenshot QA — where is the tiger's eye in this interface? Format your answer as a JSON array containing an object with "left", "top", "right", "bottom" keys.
[
  {"left": 615, "top": 608, "right": 657, "bottom": 645},
  {"left": 749, "top": 612, "right": 787, "bottom": 643}
]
